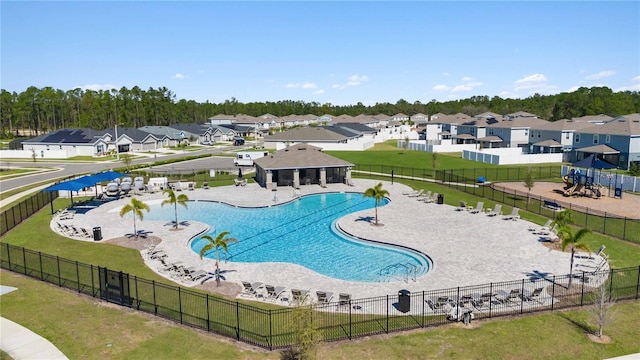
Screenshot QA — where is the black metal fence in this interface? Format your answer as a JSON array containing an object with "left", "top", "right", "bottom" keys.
[
  {"left": 1, "top": 243, "right": 638, "bottom": 350},
  {"left": 352, "top": 164, "right": 640, "bottom": 244},
  {"left": 0, "top": 191, "right": 57, "bottom": 236}
]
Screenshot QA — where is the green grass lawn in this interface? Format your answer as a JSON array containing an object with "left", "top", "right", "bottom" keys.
[{"left": 1, "top": 270, "right": 639, "bottom": 360}]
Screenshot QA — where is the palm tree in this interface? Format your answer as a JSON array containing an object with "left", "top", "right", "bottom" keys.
[
  {"left": 161, "top": 188, "right": 189, "bottom": 229},
  {"left": 363, "top": 182, "right": 389, "bottom": 226},
  {"left": 119, "top": 197, "right": 150, "bottom": 240},
  {"left": 559, "top": 227, "right": 592, "bottom": 288},
  {"left": 199, "top": 231, "right": 238, "bottom": 286},
  {"left": 553, "top": 209, "right": 574, "bottom": 229}
]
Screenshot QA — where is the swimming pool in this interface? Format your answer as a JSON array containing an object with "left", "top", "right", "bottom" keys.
[{"left": 145, "top": 192, "right": 430, "bottom": 282}]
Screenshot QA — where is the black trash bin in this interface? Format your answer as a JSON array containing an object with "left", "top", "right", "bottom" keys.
[
  {"left": 93, "top": 227, "right": 102, "bottom": 241},
  {"left": 398, "top": 289, "right": 410, "bottom": 313},
  {"left": 437, "top": 194, "right": 444, "bottom": 204}
]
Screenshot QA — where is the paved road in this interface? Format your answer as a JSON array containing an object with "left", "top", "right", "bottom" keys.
[{"left": 0, "top": 145, "right": 249, "bottom": 193}]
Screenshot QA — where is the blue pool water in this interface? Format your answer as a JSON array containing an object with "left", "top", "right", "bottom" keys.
[{"left": 145, "top": 193, "right": 430, "bottom": 282}]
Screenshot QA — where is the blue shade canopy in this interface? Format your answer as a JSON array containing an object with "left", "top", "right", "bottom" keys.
[
  {"left": 572, "top": 154, "right": 617, "bottom": 169},
  {"left": 42, "top": 171, "right": 126, "bottom": 192}
]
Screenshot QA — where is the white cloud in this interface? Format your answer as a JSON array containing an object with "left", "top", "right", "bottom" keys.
[
  {"left": 313, "top": 89, "right": 325, "bottom": 95},
  {"left": 285, "top": 83, "right": 298, "bottom": 88},
  {"left": 74, "top": 84, "right": 118, "bottom": 91},
  {"left": 452, "top": 85, "right": 473, "bottom": 92},
  {"left": 567, "top": 85, "right": 580, "bottom": 92},
  {"left": 616, "top": 84, "right": 640, "bottom": 91},
  {"left": 461, "top": 76, "right": 474, "bottom": 82},
  {"left": 442, "top": 72, "right": 450, "bottom": 77},
  {"left": 301, "top": 82, "right": 317, "bottom": 89},
  {"left": 585, "top": 70, "right": 615, "bottom": 80},
  {"left": 432, "top": 84, "right": 449, "bottom": 91},
  {"left": 466, "top": 81, "right": 483, "bottom": 87},
  {"left": 172, "top": 73, "right": 186, "bottom": 80},
  {"left": 515, "top": 73, "right": 547, "bottom": 84},
  {"left": 514, "top": 74, "right": 549, "bottom": 91},
  {"left": 332, "top": 74, "right": 369, "bottom": 90},
  {"left": 631, "top": 75, "right": 640, "bottom": 82}
]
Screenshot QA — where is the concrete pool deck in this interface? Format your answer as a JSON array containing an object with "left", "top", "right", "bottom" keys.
[{"left": 51, "top": 179, "right": 606, "bottom": 303}]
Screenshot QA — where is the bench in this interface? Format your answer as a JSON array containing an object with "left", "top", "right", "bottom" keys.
[{"left": 543, "top": 200, "right": 562, "bottom": 211}]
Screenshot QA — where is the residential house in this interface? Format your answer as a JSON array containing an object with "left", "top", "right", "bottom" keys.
[
  {"left": 262, "top": 124, "right": 375, "bottom": 151},
  {"left": 21, "top": 128, "right": 111, "bottom": 157},
  {"left": 573, "top": 113, "right": 640, "bottom": 169}
]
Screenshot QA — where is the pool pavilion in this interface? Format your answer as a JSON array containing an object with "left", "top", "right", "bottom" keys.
[{"left": 253, "top": 144, "right": 354, "bottom": 189}]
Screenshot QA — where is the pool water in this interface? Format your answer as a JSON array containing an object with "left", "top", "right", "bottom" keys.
[{"left": 145, "top": 192, "right": 430, "bottom": 282}]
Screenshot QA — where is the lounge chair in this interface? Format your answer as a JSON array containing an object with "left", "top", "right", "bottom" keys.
[
  {"left": 202, "top": 182, "right": 209, "bottom": 190},
  {"left": 530, "top": 219, "right": 552, "bottom": 232},
  {"left": 265, "top": 285, "right": 286, "bottom": 302},
  {"left": 456, "top": 201, "right": 468, "bottom": 211},
  {"left": 416, "top": 190, "right": 432, "bottom": 200},
  {"left": 188, "top": 182, "right": 195, "bottom": 191},
  {"left": 337, "top": 293, "right": 351, "bottom": 310},
  {"left": 469, "top": 202, "right": 484, "bottom": 214},
  {"left": 485, "top": 204, "right": 502, "bottom": 217},
  {"left": 402, "top": 189, "right": 418, "bottom": 195},
  {"left": 499, "top": 289, "right": 522, "bottom": 304},
  {"left": 520, "top": 287, "right": 544, "bottom": 303},
  {"left": 316, "top": 291, "right": 334, "bottom": 304},
  {"left": 503, "top": 207, "right": 520, "bottom": 221},
  {"left": 290, "top": 289, "right": 310, "bottom": 304},
  {"left": 241, "top": 281, "right": 264, "bottom": 297},
  {"left": 423, "top": 192, "right": 438, "bottom": 203},
  {"left": 407, "top": 189, "right": 424, "bottom": 198}
]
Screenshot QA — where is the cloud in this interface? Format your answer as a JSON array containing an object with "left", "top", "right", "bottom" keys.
[
  {"left": 313, "top": 89, "right": 325, "bottom": 95},
  {"left": 452, "top": 84, "right": 473, "bottom": 92},
  {"left": 514, "top": 73, "right": 548, "bottom": 91},
  {"left": 74, "top": 84, "right": 118, "bottom": 91},
  {"left": 433, "top": 84, "right": 449, "bottom": 91},
  {"left": 567, "top": 85, "right": 580, "bottom": 92},
  {"left": 333, "top": 74, "right": 369, "bottom": 89},
  {"left": 172, "top": 73, "right": 187, "bottom": 80},
  {"left": 632, "top": 75, "right": 640, "bottom": 82},
  {"left": 286, "top": 82, "right": 318, "bottom": 89},
  {"left": 442, "top": 72, "right": 450, "bottom": 77},
  {"left": 616, "top": 84, "right": 640, "bottom": 91},
  {"left": 461, "top": 76, "right": 474, "bottom": 82},
  {"left": 466, "top": 81, "right": 483, "bottom": 87},
  {"left": 585, "top": 70, "right": 615, "bottom": 80}
]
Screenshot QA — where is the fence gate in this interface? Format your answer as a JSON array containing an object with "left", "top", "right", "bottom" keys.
[{"left": 99, "top": 267, "right": 131, "bottom": 307}]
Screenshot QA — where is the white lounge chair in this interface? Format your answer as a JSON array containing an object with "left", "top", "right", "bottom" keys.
[
  {"left": 316, "top": 291, "right": 334, "bottom": 304},
  {"left": 530, "top": 219, "right": 552, "bottom": 232},
  {"left": 456, "top": 201, "right": 468, "bottom": 211},
  {"left": 422, "top": 192, "right": 438, "bottom": 203},
  {"left": 337, "top": 293, "right": 351, "bottom": 310},
  {"left": 241, "top": 281, "right": 264, "bottom": 297},
  {"left": 469, "top": 202, "right": 484, "bottom": 214},
  {"left": 265, "top": 285, "right": 286, "bottom": 302},
  {"left": 290, "top": 289, "right": 310, "bottom": 304},
  {"left": 486, "top": 204, "right": 502, "bottom": 217},
  {"left": 407, "top": 189, "right": 424, "bottom": 198},
  {"left": 503, "top": 207, "right": 520, "bottom": 221}
]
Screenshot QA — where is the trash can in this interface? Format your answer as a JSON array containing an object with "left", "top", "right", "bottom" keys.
[
  {"left": 93, "top": 227, "right": 102, "bottom": 241},
  {"left": 398, "top": 289, "right": 410, "bottom": 313},
  {"left": 437, "top": 194, "right": 444, "bottom": 205}
]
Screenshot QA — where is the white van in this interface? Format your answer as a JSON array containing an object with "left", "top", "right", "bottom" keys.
[{"left": 233, "top": 151, "right": 268, "bottom": 166}]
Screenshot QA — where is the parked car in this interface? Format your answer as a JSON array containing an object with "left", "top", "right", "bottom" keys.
[{"left": 201, "top": 140, "right": 213, "bottom": 146}]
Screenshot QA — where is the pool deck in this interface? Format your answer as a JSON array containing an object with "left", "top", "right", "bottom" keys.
[{"left": 52, "top": 179, "right": 606, "bottom": 303}]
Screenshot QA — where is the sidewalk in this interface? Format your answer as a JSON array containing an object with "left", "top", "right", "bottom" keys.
[{"left": 0, "top": 286, "right": 69, "bottom": 360}]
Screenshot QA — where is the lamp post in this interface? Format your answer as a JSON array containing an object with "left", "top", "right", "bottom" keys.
[{"left": 114, "top": 124, "right": 119, "bottom": 160}]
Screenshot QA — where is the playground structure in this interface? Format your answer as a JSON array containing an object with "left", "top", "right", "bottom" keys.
[{"left": 562, "top": 168, "right": 602, "bottom": 198}]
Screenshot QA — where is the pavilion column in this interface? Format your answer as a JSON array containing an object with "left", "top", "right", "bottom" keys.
[
  {"left": 293, "top": 169, "right": 300, "bottom": 189},
  {"left": 320, "top": 168, "right": 327, "bottom": 187},
  {"left": 266, "top": 170, "right": 273, "bottom": 189},
  {"left": 346, "top": 167, "right": 352, "bottom": 181}
]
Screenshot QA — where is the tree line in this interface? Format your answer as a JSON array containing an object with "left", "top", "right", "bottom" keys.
[{"left": 1, "top": 85, "right": 638, "bottom": 137}]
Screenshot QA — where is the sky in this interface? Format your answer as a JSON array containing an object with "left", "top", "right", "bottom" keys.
[{"left": 1, "top": 1, "right": 639, "bottom": 106}]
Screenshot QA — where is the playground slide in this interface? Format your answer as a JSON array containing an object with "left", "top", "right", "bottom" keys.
[{"left": 564, "top": 183, "right": 583, "bottom": 196}]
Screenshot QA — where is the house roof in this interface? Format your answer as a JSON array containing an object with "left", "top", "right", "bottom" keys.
[
  {"left": 575, "top": 144, "right": 620, "bottom": 154},
  {"left": 453, "top": 134, "right": 476, "bottom": 140},
  {"left": 570, "top": 114, "right": 614, "bottom": 123},
  {"left": 477, "top": 136, "right": 503, "bottom": 142},
  {"left": 264, "top": 127, "right": 349, "bottom": 142},
  {"left": 330, "top": 123, "right": 377, "bottom": 135},
  {"left": 533, "top": 119, "right": 598, "bottom": 131},
  {"left": 487, "top": 117, "right": 550, "bottom": 129},
  {"left": 533, "top": 139, "right": 563, "bottom": 147},
  {"left": 169, "top": 123, "right": 211, "bottom": 136},
  {"left": 254, "top": 143, "right": 354, "bottom": 170},
  {"left": 138, "top": 126, "right": 182, "bottom": 139},
  {"left": 579, "top": 114, "right": 640, "bottom": 136},
  {"left": 23, "top": 128, "right": 105, "bottom": 144},
  {"left": 506, "top": 111, "right": 539, "bottom": 118},
  {"left": 430, "top": 113, "right": 472, "bottom": 124},
  {"left": 102, "top": 127, "right": 158, "bottom": 142}
]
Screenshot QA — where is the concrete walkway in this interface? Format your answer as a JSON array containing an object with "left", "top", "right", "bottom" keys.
[{"left": 0, "top": 286, "right": 69, "bottom": 360}]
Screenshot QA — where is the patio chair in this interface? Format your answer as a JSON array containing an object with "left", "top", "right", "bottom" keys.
[
  {"left": 456, "top": 201, "right": 468, "bottom": 211},
  {"left": 241, "top": 281, "right": 264, "bottom": 297},
  {"left": 503, "top": 207, "right": 520, "bottom": 221},
  {"left": 530, "top": 219, "right": 552, "bottom": 232},
  {"left": 337, "top": 293, "right": 351, "bottom": 310},
  {"left": 265, "top": 285, "right": 286, "bottom": 302},
  {"left": 499, "top": 289, "right": 522, "bottom": 304},
  {"left": 416, "top": 190, "right": 432, "bottom": 200},
  {"left": 202, "top": 182, "right": 209, "bottom": 190},
  {"left": 407, "top": 189, "right": 424, "bottom": 198},
  {"left": 469, "top": 202, "right": 484, "bottom": 214},
  {"left": 402, "top": 189, "right": 418, "bottom": 195},
  {"left": 520, "top": 287, "right": 544, "bottom": 303},
  {"left": 486, "top": 204, "right": 502, "bottom": 217},
  {"left": 80, "top": 227, "right": 93, "bottom": 239},
  {"left": 290, "top": 289, "right": 310, "bottom": 304},
  {"left": 423, "top": 192, "right": 438, "bottom": 203},
  {"left": 316, "top": 291, "right": 334, "bottom": 304}
]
